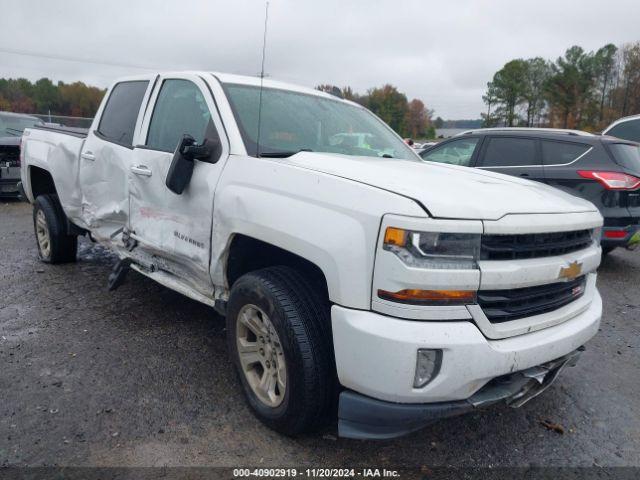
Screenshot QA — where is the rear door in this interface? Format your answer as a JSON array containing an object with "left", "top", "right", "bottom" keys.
[
  {"left": 540, "top": 139, "right": 623, "bottom": 219},
  {"left": 78, "top": 77, "right": 156, "bottom": 241},
  {"left": 128, "top": 74, "right": 229, "bottom": 296},
  {"left": 540, "top": 139, "right": 593, "bottom": 194},
  {"left": 475, "top": 136, "right": 543, "bottom": 182}
]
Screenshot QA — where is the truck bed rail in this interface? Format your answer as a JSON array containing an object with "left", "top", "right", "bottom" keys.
[{"left": 31, "top": 125, "right": 89, "bottom": 139}]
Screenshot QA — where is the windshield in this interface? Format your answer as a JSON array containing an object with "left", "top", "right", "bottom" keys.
[
  {"left": 223, "top": 83, "right": 417, "bottom": 160},
  {"left": 0, "top": 114, "right": 44, "bottom": 136}
]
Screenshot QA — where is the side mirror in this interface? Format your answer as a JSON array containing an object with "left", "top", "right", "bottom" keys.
[{"left": 165, "top": 135, "right": 220, "bottom": 194}]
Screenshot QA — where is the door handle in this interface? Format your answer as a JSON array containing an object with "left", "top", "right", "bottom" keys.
[
  {"left": 81, "top": 151, "right": 95, "bottom": 161},
  {"left": 130, "top": 165, "right": 152, "bottom": 177},
  {"left": 520, "top": 173, "right": 530, "bottom": 177}
]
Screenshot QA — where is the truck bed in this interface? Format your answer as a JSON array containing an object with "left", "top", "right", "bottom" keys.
[{"left": 22, "top": 126, "right": 87, "bottom": 223}]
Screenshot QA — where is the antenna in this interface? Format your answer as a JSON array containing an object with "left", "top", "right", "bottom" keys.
[{"left": 256, "top": 1, "right": 269, "bottom": 158}]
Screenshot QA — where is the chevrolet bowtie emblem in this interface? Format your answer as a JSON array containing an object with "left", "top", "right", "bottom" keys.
[{"left": 559, "top": 261, "right": 582, "bottom": 281}]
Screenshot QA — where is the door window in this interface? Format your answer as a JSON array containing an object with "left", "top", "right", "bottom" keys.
[
  {"left": 97, "top": 81, "right": 149, "bottom": 147},
  {"left": 541, "top": 140, "right": 590, "bottom": 165},
  {"left": 420, "top": 138, "right": 479, "bottom": 166},
  {"left": 480, "top": 137, "right": 539, "bottom": 167},
  {"left": 146, "top": 79, "right": 219, "bottom": 154}
]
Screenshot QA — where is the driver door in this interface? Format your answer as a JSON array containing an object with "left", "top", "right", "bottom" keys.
[{"left": 128, "top": 74, "right": 228, "bottom": 296}]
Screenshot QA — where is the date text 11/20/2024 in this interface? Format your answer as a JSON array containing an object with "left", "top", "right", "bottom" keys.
[{"left": 233, "top": 468, "right": 400, "bottom": 478}]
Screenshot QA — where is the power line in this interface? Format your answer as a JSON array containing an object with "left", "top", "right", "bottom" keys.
[{"left": 0, "top": 47, "right": 158, "bottom": 71}]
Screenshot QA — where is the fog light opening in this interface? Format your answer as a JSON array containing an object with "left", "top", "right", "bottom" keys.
[{"left": 414, "top": 349, "right": 442, "bottom": 388}]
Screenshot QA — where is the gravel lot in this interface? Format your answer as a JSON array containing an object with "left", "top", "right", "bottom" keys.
[{"left": 1, "top": 199, "right": 639, "bottom": 468}]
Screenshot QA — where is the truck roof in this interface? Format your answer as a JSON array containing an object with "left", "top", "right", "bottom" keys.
[
  {"left": 211, "top": 72, "right": 345, "bottom": 100},
  {"left": 110, "top": 71, "right": 361, "bottom": 108},
  {"left": 121, "top": 71, "right": 352, "bottom": 104}
]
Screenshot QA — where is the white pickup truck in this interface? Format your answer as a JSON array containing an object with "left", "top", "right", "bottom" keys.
[{"left": 20, "top": 72, "right": 603, "bottom": 439}]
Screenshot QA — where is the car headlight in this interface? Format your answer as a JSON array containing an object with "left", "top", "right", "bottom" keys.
[
  {"left": 591, "top": 227, "right": 602, "bottom": 243},
  {"left": 378, "top": 227, "right": 479, "bottom": 306},
  {"left": 383, "top": 227, "right": 481, "bottom": 269}
]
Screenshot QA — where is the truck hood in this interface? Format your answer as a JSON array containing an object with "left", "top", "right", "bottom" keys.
[{"left": 281, "top": 152, "right": 597, "bottom": 220}]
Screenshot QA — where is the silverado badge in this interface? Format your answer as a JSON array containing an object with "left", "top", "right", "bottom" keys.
[{"left": 559, "top": 261, "right": 582, "bottom": 281}]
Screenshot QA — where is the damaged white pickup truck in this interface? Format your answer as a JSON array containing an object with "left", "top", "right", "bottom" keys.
[{"left": 20, "top": 72, "right": 603, "bottom": 439}]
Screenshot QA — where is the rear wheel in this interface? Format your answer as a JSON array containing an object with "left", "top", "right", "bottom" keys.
[
  {"left": 33, "top": 194, "right": 77, "bottom": 263},
  {"left": 226, "top": 266, "right": 335, "bottom": 436}
]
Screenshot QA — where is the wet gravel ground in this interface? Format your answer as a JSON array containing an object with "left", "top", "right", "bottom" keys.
[{"left": 1, "top": 199, "right": 639, "bottom": 468}]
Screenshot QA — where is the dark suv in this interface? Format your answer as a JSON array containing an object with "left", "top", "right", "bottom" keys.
[{"left": 419, "top": 128, "right": 640, "bottom": 254}]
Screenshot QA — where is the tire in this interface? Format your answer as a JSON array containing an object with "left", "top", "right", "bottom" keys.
[
  {"left": 602, "top": 246, "right": 616, "bottom": 256},
  {"left": 226, "top": 266, "right": 335, "bottom": 436},
  {"left": 33, "top": 194, "right": 78, "bottom": 264}
]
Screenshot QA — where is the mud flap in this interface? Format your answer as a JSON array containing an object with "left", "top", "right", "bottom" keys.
[{"left": 108, "top": 258, "right": 133, "bottom": 291}]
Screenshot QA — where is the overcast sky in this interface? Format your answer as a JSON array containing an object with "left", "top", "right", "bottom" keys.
[{"left": 1, "top": 0, "right": 639, "bottom": 119}]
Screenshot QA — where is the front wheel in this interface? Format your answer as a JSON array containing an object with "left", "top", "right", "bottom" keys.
[
  {"left": 33, "top": 194, "right": 77, "bottom": 263},
  {"left": 226, "top": 266, "right": 335, "bottom": 436}
]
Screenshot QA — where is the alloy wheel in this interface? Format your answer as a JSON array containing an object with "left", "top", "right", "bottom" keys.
[
  {"left": 35, "top": 209, "right": 51, "bottom": 259},
  {"left": 236, "top": 304, "right": 287, "bottom": 407}
]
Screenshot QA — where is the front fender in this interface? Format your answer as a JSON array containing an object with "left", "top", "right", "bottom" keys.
[{"left": 210, "top": 156, "right": 425, "bottom": 309}]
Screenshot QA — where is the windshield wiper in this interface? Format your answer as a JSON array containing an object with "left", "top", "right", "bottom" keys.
[{"left": 259, "top": 148, "right": 312, "bottom": 158}]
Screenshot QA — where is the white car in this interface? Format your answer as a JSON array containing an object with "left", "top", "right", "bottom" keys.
[
  {"left": 20, "top": 72, "right": 603, "bottom": 439},
  {"left": 603, "top": 114, "right": 640, "bottom": 143}
]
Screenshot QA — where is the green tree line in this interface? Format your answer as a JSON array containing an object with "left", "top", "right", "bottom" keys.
[
  {"left": 317, "top": 84, "right": 436, "bottom": 139},
  {"left": 3, "top": 76, "right": 441, "bottom": 139},
  {"left": 483, "top": 42, "right": 640, "bottom": 131},
  {"left": 0, "top": 77, "right": 105, "bottom": 117}
]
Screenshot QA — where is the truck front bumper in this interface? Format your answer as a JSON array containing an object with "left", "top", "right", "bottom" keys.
[
  {"left": 339, "top": 347, "right": 583, "bottom": 440},
  {"left": 331, "top": 290, "right": 601, "bottom": 438}
]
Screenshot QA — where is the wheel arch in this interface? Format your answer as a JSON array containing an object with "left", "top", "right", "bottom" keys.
[
  {"left": 27, "top": 166, "right": 57, "bottom": 202},
  {"left": 223, "top": 234, "right": 330, "bottom": 302}
]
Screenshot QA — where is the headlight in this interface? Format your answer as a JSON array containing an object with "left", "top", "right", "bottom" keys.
[
  {"left": 591, "top": 227, "right": 602, "bottom": 243},
  {"left": 383, "top": 227, "right": 480, "bottom": 269}
]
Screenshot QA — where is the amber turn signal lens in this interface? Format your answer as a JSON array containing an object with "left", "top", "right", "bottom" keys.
[
  {"left": 378, "top": 288, "right": 476, "bottom": 305},
  {"left": 384, "top": 227, "right": 407, "bottom": 247}
]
